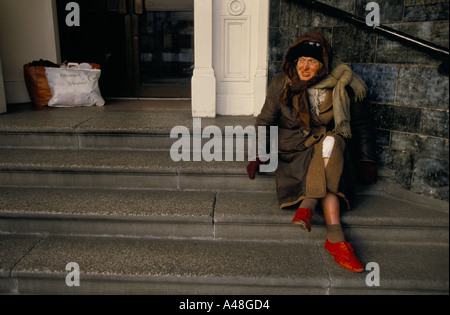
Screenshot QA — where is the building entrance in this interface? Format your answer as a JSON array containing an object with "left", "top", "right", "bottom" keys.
[{"left": 56, "top": 0, "right": 194, "bottom": 98}]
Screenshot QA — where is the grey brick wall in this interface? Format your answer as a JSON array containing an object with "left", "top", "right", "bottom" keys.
[{"left": 268, "top": 0, "right": 449, "bottom": 200}]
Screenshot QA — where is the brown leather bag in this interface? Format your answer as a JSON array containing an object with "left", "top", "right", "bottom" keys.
[{"left": 23, "top": 64, "right": 52, "bottom": 107}]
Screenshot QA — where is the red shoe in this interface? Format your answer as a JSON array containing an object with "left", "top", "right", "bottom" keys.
[
  {"left": 325, "top": 239, "right": 364, "bottom": 272},
  {"left": 292, "top": 208, "right": 312, "bottom": 232}
]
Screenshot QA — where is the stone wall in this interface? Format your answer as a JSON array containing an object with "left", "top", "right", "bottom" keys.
[{"left": 268, "top": 0, "right": 449, "bottom": 200}]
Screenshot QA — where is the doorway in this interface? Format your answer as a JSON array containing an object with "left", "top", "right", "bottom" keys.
[{"left": 56, "top": 0, "right": 194, "bottom": 98}]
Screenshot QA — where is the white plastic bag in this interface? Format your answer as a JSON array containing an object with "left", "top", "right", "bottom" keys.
[{"left": 45, "top": 63, "right": 105, "bottom": 107}]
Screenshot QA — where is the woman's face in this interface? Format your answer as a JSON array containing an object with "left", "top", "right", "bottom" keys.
[{"left": 296, "top": 57, "right": 322, "bottom": 81}]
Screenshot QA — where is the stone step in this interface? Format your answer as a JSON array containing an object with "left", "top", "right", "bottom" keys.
[
  {"left": 1, "top": 187, "right": 447, "bottom": 244},
  {"left": 0, "top": 149, "right": 275, "bottom": 191},
  {"left": 0, "top": 109, "right": 256, "bottom": 151},
  {"left": 1, "top": 234, "right": 448, "bottom": 295},
  {"left": 1, "top": 107, "right": 448, "bottom": 295}
]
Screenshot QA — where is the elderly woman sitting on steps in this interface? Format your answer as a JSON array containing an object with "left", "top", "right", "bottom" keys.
[{"left": 247, "top": 31, "right": 377, "bottom": 273}]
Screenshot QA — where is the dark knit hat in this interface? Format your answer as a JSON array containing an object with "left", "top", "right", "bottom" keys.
[
  {"left": 295, "top": 41, "right": 324, "bottom": 63},
  {"left": 283, "top": 31, "right": 333, "bottom": 80}
]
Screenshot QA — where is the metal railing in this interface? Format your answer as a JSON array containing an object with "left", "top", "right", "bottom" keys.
[{"left": 296, "top": 0, "right": 449, "bottom": 73}]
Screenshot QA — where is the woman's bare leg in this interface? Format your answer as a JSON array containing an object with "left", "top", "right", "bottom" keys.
[
  {"left": 322, "top": 192, "right": 340, "bottom": 225},
  {"left": 322, "top": 137, "right": 344, "bottom": 242},
  {"left": 322, "top": 192, "right": 345, "bottom": 243}
]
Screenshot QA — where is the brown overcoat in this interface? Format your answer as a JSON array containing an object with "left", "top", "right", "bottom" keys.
[
  {"left": 257, "top": 72, "right": 344, "bottom": 209},
  {"left": 256, "top": 34, "right": 376, "bottom": 210}
]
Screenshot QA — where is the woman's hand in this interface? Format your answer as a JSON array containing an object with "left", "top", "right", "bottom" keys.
[{"left": 246, "top": 158, "right": 267, "bottom": 180}]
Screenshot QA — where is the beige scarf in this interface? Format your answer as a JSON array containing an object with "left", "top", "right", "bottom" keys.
[{"left": 311, "top": 64, "right": 367, "bottom": 138}]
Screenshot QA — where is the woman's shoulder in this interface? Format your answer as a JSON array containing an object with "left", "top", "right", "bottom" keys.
[
  {"left": 271, "top": 72, "right": 286, "bottom": 83},
  {"left": 268, "top": 72, "right": 287, "bottom": 93}
]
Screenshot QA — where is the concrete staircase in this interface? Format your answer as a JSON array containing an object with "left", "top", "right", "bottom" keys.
[{"left": 0, "top": 103, "right": 448, "bottom": 295}]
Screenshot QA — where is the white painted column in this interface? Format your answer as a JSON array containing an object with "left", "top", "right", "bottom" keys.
[
  {"left": 0, "top": 57, "right": 6, "bottom": 114},
  {"left": 192, "top": 0, "right": 217, "bottom": 117},
  {"left": 253, "top": 0, "right": 270, "bottom": 116},
  {"left": 192, "top": 0, "right": 269, "bottom": 117}
]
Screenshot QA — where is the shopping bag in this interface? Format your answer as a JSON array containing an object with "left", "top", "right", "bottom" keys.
[{"left": 45, "top": 63, "right": 105, "bottom": 107}]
